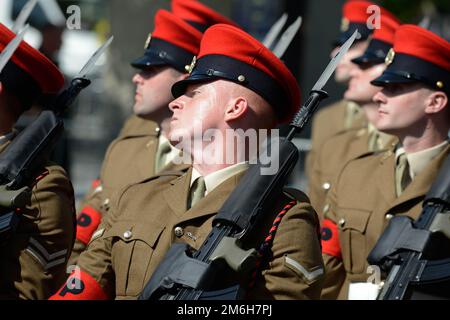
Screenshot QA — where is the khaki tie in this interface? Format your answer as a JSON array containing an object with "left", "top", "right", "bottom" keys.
[
  {"left": 154, "top": 140, "right": 172, "bottom": 173},
  {"left": 395, "top": 152, "right": 412, "bottom": 196},
  {"left": 188, "top": 176, "right": 206, "bottom": 209}
]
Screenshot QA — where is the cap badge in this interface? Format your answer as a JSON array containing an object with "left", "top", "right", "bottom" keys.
[
  {"left": 185, "top": 56, "right": 197, "bottom": 74},
  {"left": 385, "top": 48, "right": 395, "bottom": 66},
  {"left": 436, "top": 81, "right": 444, "bottom": 89},
  {"left": 341, "top": 18, "right": 350, "bottom": 32},
  {"left": 144, "top": 33, "right": 152, "bottom": 49}
]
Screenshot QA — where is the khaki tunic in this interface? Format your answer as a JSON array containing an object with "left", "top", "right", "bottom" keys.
[
  {"left": 309, "top": 127, "right": 397, "bottom": 220},
  {"left": 306, "top": 100, "right": 367, "bottom": 188},
  {"left": 0, "top": 142, "right": 76, "bottom": 299},
  {"left": 69, "top": 116, "right": 162, "bottom": 266},
  {"left": 321, "top": 144, "right": 450, "bottom": 299},
  {"left": 70, "top": 167, "right": 325, "bottom": 300}
]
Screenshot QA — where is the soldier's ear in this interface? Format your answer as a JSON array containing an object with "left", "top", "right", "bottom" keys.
[
  {"left": 224, "top": 96, "right": 248, "bottom": 122},
  {"left": 425, "top": 90, "right": 448, "bottom": 115}
]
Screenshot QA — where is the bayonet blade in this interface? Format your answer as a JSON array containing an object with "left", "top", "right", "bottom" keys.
[
  {"left": 312, "top": 29, "right": 358, "bottom": 91},
  {"left": 0, "top": 25, "right": 29, "bottom": 74},
  {"left": 272, "top": 16, "right": 302, "bottom": 58},
  {"left": 12, "top": 0, "right": 38, "bottom": 34},
  {"left": 262, "top": 13, "right": 288, "bottom": 49},
  {"left": 76, "top": 36, "right": 114, "bottom": 79},
  {"left": 39, "top": 0, "right": 66, "bottom": 26}
]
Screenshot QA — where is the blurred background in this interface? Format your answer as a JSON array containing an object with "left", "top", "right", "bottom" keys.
[{"left": 1, "top": 0, "right": 449, "bottom": 207}]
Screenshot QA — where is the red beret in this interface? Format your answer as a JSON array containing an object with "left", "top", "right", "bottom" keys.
[
  {"left": 394, "top": 25, "right": 450, "bottom": 71},
  {"left": 372, "top": 25, "right": 450, "bottom": 93},
  {"left": 343, "top": 1, "right": 377, "bottom": 24},
  {"left": 172, "top": 24, "right": 300, "bottom": 124},
  {"left": 372, "top": 13, "right": 401, "bottom": 44},
  {"left": 171, "top": 0, "right": 239, "bottom": 32},
  {"left": 0, "top": 23, "right": 64, "bottom": 94},
  {"left": 337, "top": 0, "right": 399, "bottom": 46},
  {"left": 352, "top": 9, "right": 401, "bottom": 65},
  {"left": 131, "top": 10, "right": 202, "bottom": 73}
]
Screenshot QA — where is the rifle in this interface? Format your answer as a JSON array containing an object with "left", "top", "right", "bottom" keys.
[
  {"left": 368, "top": 152, "right": 450, "bottom": 300},
  {"left": 0, "top": 36, "right": 114, "bottom": 243},
  {"left": 139, "top": 30, "right": 359, "bottom": 301}
]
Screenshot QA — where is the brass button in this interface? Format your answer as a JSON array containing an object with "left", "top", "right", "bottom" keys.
[
  {"left": 238, "top": 75, "right": 246, "bottom": 82},
  {"left": 385, "top": 214, "right": 394, "bottom": 221},
  {"left": 174, "top": 227, "right": 184, "bottom": 238},
  {"left": 338, "top": 218, "right": 346, "bottom": 228},
  {"left": 155, "top": 127, "right": 161, "bottom": 133},
  {"left": 323, "top": 204, "right": 330, "bottom": 214},
  {"left": 322, "top": 182, "right": 331, "bottom": 190},
  {"left": 103, "top": 198, "right": 110, "bottom": 206},
  {"left": 123, "top": 231, "right": 132, "bottom": 240}
]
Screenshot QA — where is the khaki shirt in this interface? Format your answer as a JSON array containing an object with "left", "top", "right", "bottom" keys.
[
  {"left": 321, "top": 143, "right": 450, "bottom": 299},
  {"left": 69, "top": 115, "right": 163, "bottom": 266},
  {"left": 305, "top": 99, "right": 367, "bottom": 187},
  {"left": 64, "top": 167, "right": 325, "bottom": 300},
  {"left": 0, "top": 141, "right": 76, "bottom": 299},
  {"left": 309, "top": 127, "right": 397, "bottom": 220}
]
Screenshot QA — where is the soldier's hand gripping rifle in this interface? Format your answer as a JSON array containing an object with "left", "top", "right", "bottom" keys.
[
  {"left": 139, "top": 31, "right": 359, "bottom": 301},
  {"left": 0, "top": 36, "right": 114, "bottom": 244},
  {"left": 368, "top": 152, "right": 450, "bottom": 300}
]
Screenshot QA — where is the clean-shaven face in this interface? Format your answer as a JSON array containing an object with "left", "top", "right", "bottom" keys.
[
  {"left": 132, "top": 66, "right": 182, "bottom": 118},
  {"left": 345, "top": 62, "right": 386, "bottom": 124},
  {"left": 373, "top": 83, "right": 434, "bottom": 135}
]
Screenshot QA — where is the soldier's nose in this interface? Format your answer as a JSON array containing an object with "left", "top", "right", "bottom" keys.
[
  {"left": 169, "top": 99, "right": 182, "bottom": 112},
  {"left": 132, "top": 73, "right": 142, "bottom": 84},
  {"left": 373, "top": 91, "right": 386, "bottom": 104}
]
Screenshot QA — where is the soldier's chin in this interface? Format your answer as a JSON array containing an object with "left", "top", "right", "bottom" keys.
[{"left": 374, "top": 121, "right": 396, "bottom": 136}]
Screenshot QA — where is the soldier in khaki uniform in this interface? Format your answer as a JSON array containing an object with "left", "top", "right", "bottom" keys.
[
  {"left": 309, "top": 10, "right": 400, "bottom": 219},
  {"left": 70, "top": 1, "right": 239, "bottom": 266},
  {"left": 0, "top": 24, "right": 75, "bottom": 299},
  {"left": 69, "top": 10, "right": 204, "bottom": 265},
  {"left": 320, "top": 25, "right": 450, "bottom": 299},
  {"left": 306, "top": 0, "right": 376, "bottom": 183},
  {"left": 52, "top": 23, "right": 324, "bottom": 300}
]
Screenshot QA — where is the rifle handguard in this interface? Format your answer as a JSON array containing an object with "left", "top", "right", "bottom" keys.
[{"left": 368, "top": 216, "right": 431, "bottom": 271}]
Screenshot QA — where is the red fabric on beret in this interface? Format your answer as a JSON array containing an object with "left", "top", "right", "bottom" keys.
[
  {"left": 343, "top": 1, "right": 376, "bottom": 23},
  {"left": 0, "top": 23, "right": 64, "bottom": 94},
  {"left": 372, "top": 13, "right": 401, "bottom": 45},
  {"left": 198, "top": 24, "right": 300, "bottom": 122},
  {"left": 171, "top": 0, "right": 239, "bottom": 28},
  {"left": 393, "top": 24, "right": 450, "bottom": 72},
  {"left": 152, "top": 10, "right": 202, "bottom": 55}
]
